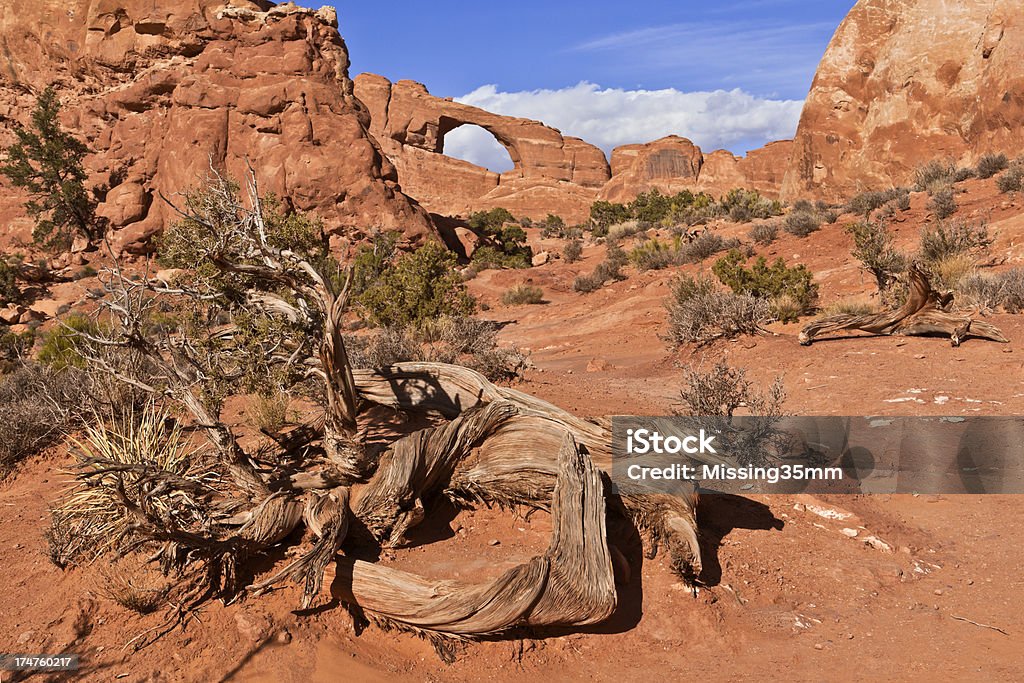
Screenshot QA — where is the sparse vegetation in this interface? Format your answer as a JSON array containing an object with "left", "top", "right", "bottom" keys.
[
  {"left": 957, "top": 269, "right": 1024, "bottom": 313},
  {"left": 846, "top": 221, "right": 906, "bottom": 293},
  {"left": 664, "top": 274, "right": 770, "bottom": 346},
  {"left": 501, "top": 285, "right": 544, "bottom": 305},
  {"left": 913, "top": 159, "right": 972, "bottom": 194},
  {"left": 928, "top": 186, "right": 958, "bottom": 219},
  {"left": 674, "top": 361, "right": 787, "bottom": 467},
  {"left": 846, "top": 187, "right": 910, "bottom": 218},
  {"left": 0, "top": 259, "right": 19, "bottom": 305},
  {"left": 346, "top": 316, "right": 528, "bottom": 382},
  {"left": 918, "top": 218, "right": 992, "bottom": 265},
  {"left": 563, "top": 238, "right": 583, "bottom": 263},
  {"left": 748, "top": 222, "right": 778, "bottom": 246},
  {"left": 248, "top": 389, "right": 292, "bottom": 435},
  {"left": 975, "top": 153, "right": 1009, "bottom": 179},
  {"left": 719, "top": 188, "right": 783, "bottom": 223},
  {"left": 628, "top": 233, "right": 737, "bottom": 272},
  {"left": 782, "top": 210, "right": 821, "bottom": 237},
  {"left": 712, "top": 250, "right": 818, "bottom": 322},
  {"left": 0, "top": 87, "right": 101, "bottom": 250},
  {"left": 996, "top": 163, "right": 1024, "bottom": 193},
  {"left": 574, "top": 244, "right": 628, "bottom": 293}
]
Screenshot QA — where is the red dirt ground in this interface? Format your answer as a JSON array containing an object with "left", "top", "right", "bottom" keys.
[{"left": 2, "top": 177, "right": 1023, "bottom": 681}]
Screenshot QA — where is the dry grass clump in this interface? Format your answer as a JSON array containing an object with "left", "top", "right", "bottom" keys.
[
  {"left": 100, "top": 563, "right": 169, "bottom": 614},
  {"left": 927, "top": 186, "right": 958, "bottom": 219},
  {"left": 562, "top": 238, "right": 583, "bottom": 263},
  {"left": 957, "top": 269, "right": 1024, "bottom": 313},
  {"left": 748, "top": 222, "right": 778, "bottom": 246},
  {"left": 913, "top": 159, "right": 973, "bottom": 194},
  {"left": 996, "top": 162, "right": 1024, "bottom": 194},
  {"left": 975, "top": 153, "right": 1009, "bottom": 179},
  {"left": 501, "top": 285, "right": 544, "bottom": 305},
  {"left": 248, "top": 390, "right": 292, "bottom": 435}
]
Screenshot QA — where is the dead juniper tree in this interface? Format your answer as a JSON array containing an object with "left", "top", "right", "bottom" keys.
[
  {"left": 800, "top": 263, "right": 1009, "bottom": 346},
  {"left": 49, "top": 168, "right": 702, "bottom": 651}
]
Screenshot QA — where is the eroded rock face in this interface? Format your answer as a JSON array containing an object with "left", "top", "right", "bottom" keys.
[
  {"left": 0, "top": 1, "right": 433, "bottom": 252},
  {"left": 782, "top": 0, "right": 1024, "bottom": 201},
  {"left": 599, "top": 136, "right": 791, "bottom": 202},
  {"left": 354, "top": 73, "right": 611, "bottom": 221}
]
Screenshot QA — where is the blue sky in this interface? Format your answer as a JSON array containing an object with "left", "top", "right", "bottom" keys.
[{"left": 301, "top": 1, "right": 857, "bottom": 169}]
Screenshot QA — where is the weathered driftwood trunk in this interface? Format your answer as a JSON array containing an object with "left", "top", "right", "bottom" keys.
[{"left": 800, "top": 264, "right": 1009, "bottom": 346}]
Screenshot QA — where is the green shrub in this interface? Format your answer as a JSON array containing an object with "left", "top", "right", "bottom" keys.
[
  {"left": 357, "top": 241, "right": 476, "bottom": 328},
  {"left": 501, "top": 285, "right": 544, "bottom": 305},
  {"left": 665, "top": 275, "right": 770, "bottom": 346},
  {"left": 350, "top": 230, "right": 400, "bottom": 297},
  {"left": 846, "top": 221, "right": 906, "bottom": 292},
  {"left": 0, "top": 260, "right": 18, "bottom": 305},
  {"left": 783, "top": 210, "right": 821, "bottom": 237},
  {"left": 712, "top": 250, "right": 818, "bottom": 322},
  {"left": 720, "top": 188, "right": 783, "bottom": 223},
  {"left": 589, "top": 200, "right": 630, "bottom": 234},
  {"left": 538, "top": 214, "right": 567, "bottom": 238},
  {"left": 37, "top": 314, "right": 101, "bottom": 370},
  {"left": 749, "top": 222, "right": 778, "bottom": 246},
  {"left": 466, "top": 208, "right": 532, "bottom": 269},
  {"left": 928, "top": 187, "right": 958, "bottom": 219},
  {"left": 563, "top": 238, "right": 583, "bottom": 263},
  {"left": 976, "top": 153, "right": 1009, "bottom": 179}
]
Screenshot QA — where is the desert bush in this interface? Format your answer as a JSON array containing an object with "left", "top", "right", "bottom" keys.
[
  {"left": 676, "top": 360, "right": 785, "bottom": 419},
  {"left": 36, "top": 313, "right": 101, "bottom": 370},
  {"left": 606, "top": 220, "right": 647, "bottom": 242},
  {"left": 782, "top": 210, "right": 821, "bottom": 237},
  {"left": 928, "top": 186, "right": 958, "bottom": 219},
  {"left": 822, "top": 299, "right": 878, "bottom": 317},
  {"left": 573, "top": 245, "right": 627, "bottom": 293},
  {"left": 896, "top": 191, "right": 912, "bottom": 211},
  {"left": 847, "top": 190, "right": 889, "bottom": 217},
  {"left": 975, "top": 153, "right": 1009, "bottom": 179},
  {"left": 996, "top": 164, "right": 1024, "bottom": 193},
  {"left": 501, "top": 285, "right": 544, "bottom": 305},
  {"left": 664, "top": 274, "right": 770, "bottom": 346},
  {"left": 247, "top": 389, "right": 292, "bottom": 434},
  {"left": 0, "top": 363, "right": 95, "bottom": 478},
  {"left": 358, "top": 240, "right": 476, "bottom": 328},
  {"left": 913, "top": 159, "right": 972, "bottom": 193},
  {"left": 846, "top": 221, "right": 906, "bottom": 292},
  {"left": 686, "top": 232, "right": 738, "bottom": 262},
  {"left": 749, "top": 222, "right": 778, "bottom": 246},
  {"left": 928, "top": 253, "right": 976, "bottom": 291},
  {"left": 538, "top": 214, "right": 566, "bottom": 238},
  {"left": 720, "top": 188, "right": 783, "bottom": 223},
  {"left": 349, "top": 230, "right": 400, "bottom": 297},
  {"left": 563, "top": 238, "right": 583, "bottom": 263},
  {"left": 956, "top": 269, "right": 1024, "bottom": 313},
  {"left": 712, "top": 250, "right": 818, "bottom": 322},
  {"left": 346, "top": 316, "right": 527, "bottom": 382},
  {"left": 629, "top": 233, "right": 736, "bottom": 272},
  {"left": 918, "top": 218, "right": 992, "bottom": 264},
  {"left": 674, "top": 361, "right": 787, "bottom": 467},
  {"left": 467, "top": 208, "right": 532, "bottom": 269},
  {"left": 589, "top": 200, "right": 631, "bottom": 234}
]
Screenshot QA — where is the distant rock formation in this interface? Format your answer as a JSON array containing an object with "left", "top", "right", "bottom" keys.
[
  {"left": 0, "top": 0, "right": 433, "bottom": 252},
  {"left": 598, "top": 136, "right": 791, "bottom": 203},
  {"left": 354, "top": 74, "right": 610, "bottom": 221},
  {"left": 782, "top": 0, "right": 1024, "bottom": 201}
]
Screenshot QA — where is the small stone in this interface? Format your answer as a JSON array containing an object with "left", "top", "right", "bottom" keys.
[
  {"left": 840, "top": 528, "right": 859, "bottom": 538},
  {"left": 488, "top": 539, "right": 500, "bottom": 546},
  {"left": 275, "top": 629, "right": 292, "bottom": 645},
  {"left": 813, "top": 643, "right": 824, "bottom": 650},
  {"left": 933, "top": 588, "right": 943, "bottom": 596},
  {"left": 913, "top": 354, "right": 926, "bottom": 360}
]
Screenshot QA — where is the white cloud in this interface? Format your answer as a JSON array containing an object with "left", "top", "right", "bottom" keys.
[{"left": 442, "top": 82, "right": 803, "bottom": 173}]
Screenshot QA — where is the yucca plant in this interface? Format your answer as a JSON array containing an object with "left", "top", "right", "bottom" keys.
[{"left": 48, "top": 402, "right": 220, "bottom": 567}]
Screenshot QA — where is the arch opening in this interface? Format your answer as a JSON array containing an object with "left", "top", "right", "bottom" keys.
[{"left": 438, "top": 122, "right": 517, "bottom": 174}]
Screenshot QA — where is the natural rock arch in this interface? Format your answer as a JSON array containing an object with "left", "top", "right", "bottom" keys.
[{"left": 437, "top": 119, "right": 520, "bottom": 174}]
